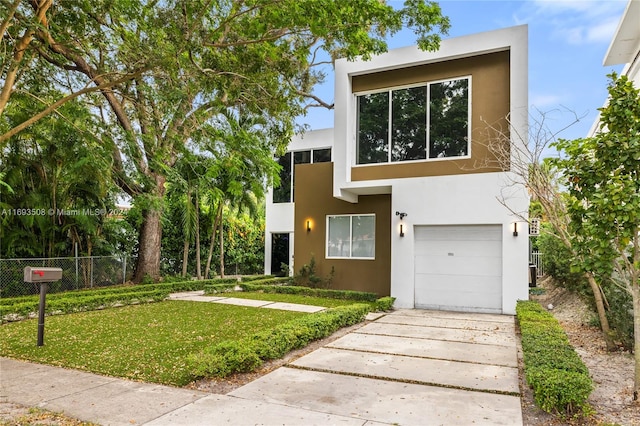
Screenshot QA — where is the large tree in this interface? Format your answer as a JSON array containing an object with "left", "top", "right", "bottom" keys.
[
  {"left": 553, "top": 73, "right": 640, "bottom": 401},
  {"left": 2, "top": 0, "right": 449, "bottom": 281}
]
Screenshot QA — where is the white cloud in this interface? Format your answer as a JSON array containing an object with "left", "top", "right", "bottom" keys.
[{"left": 515, "top": 0, "right": 627, "bottom": 46}]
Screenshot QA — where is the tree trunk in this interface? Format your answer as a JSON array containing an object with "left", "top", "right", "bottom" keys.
[
  {"left": 132, "top": 173, "right": 167, "bottom": 283},
  {"left": 195, "top": 188, "right": 201, "bottom": 280},
  {"left": 219, "top": 213, "right": 225, "bottom": 279},
  {"left": 204, "top": 203, "right": 223, "bottom": 279},
  {"left": 181, "top": 238, "right": 189, "bottom": 278},
  {"left": 632, "top": 284, "right": 640, "bottom": 401},
  {"left": 585, "top": 273, "right": 617, "bottom": 351}
]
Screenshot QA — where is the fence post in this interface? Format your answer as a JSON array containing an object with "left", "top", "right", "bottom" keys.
[
  {"left": 122, "top": 256, "right": 127, "bottom": 284},
  {"left": 90, "top": 256, "right": 94, "bottom": 288},
  {"left": 75, "top": 243, "right": 79, "bottom": 290}
]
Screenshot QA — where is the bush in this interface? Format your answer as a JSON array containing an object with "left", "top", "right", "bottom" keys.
[
  {"left": 602, "top": 284, "right": 634, "bottom": 351},
  {"left": 374, "top": 297, "right": 395, "bottom": 312},
  {"left": 516, "top": 301, "right": 593, "bottom": 416},
  {"left": 204, "top": 282, "right": 379, "bottom": 302},
  {"left": 536, "top": 231, "right": 588, "bottom": 293},
  {"left": 187, "top": 302, "right": 372, "bottom": 379}
]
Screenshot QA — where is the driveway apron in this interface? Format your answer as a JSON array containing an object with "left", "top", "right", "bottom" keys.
[{"left": 223, "top": 309, "right": 523, "bottom": 426}]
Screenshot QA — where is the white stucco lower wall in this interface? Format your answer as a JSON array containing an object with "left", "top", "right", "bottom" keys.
[
  {"left": 263, "top": 201, "right": 294, "bottom": 275},
  {"left": 389, "top": 172, "right": 530, "bottom": 315}
]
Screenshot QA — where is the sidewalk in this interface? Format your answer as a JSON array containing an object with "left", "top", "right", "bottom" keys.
[{"left": 1, "top": 306, "right": 523, "bottom": 425}]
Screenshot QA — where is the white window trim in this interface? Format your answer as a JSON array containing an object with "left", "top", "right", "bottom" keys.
[
  {"left": 325, "top": 213, "right": 376, "bottom": 260},
  {"left": 353, "top": 76, "right": 472, "bottom": 167}
]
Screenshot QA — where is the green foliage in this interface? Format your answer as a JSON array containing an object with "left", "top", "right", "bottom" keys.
[
  {"left": 536, "top": 229, "right": 588, "bottom": 293},
  {"left": 187, "top": 303, "right": 372, "bottom": 379},
  {"left": 294, "top": 254, "right": 335, "bottom": 289},
  {"left": 0, "top": 301, "right": 302, "bottom": 386},
  {"left": 233, "top": 283, "right": 379, "bottom": 302},
  {"left": 602, "top": 284, "right": 634, "bottom": 351},
  {"left": 552, "top": 73, "right": 640, "bottom": 289},
  {"left": 2, "top": 0, "right": 450, "bottom": 281},
  {"left": 374, "top": 297, "right": 396, "bottom": 312},
  {"left": 516, "top": 301, "right": 593, "bottom": 416}
]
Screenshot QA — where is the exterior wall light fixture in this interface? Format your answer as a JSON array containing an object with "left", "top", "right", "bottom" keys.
[
  {"left": 396, "top": 211, "right": 407, "bottom": 237},
  {"left": 513, "top": 222, "right": 518, "bottom": 237},
  {"left": 307, "top": 220, "right": 311, "bottom": 233}
]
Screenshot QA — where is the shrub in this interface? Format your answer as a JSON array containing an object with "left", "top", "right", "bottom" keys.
[
  {"left": 374, "top": 296, "right": 395, "bottom": 312},
  {"left": 536, "top": 231, "right": 588, "bottom": 294},
  {"left": 516, "top": 300, "right": 593, "bottom": 416},
  {"left": 602, "top": 284, "right": 634, "bottom": 351},
  {"left": 187, "top": 302, "right": 372, "bottom": 379}
]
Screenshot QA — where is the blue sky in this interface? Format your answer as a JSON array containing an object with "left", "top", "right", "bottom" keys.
[{"left": 299, "top": 0, "right": 628, "bottom": 142}]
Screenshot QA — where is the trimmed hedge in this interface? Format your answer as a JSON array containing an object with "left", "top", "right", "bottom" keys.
[
  {"left": 1, "top": 289, "right": 169, "bottom": 319},
  {"left": 516, "top": 301, "right": 593, "bottom": 416},
  {"left": 187, "top": 302, "right": 372, "bottom": 378},
  {"left": 0, "top": 277, "right": 264, "bottom": 320},
  {"left": 204, "top": 282, "right": 378, "bottom": 302}
]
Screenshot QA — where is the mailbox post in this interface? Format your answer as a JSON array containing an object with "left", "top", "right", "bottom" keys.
[{"left": 24, "top": 267, "right": 63, "bottom": 346}]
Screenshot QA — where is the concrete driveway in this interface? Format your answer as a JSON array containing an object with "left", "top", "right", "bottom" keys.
[{"left": 151, "top": 309, "right": 523, "bottom": 425}]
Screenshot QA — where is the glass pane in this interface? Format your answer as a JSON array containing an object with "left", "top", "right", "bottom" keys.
[
  {"left": 313, "top": 148, "right": 331, "bottom": 163},
  {"left": 357, "top": 92, "right": 389, "bottom": 164},
  {"left": 273, "top": 152, "right": 291, "bottom": 203},
  {"left": 352, "top": 215, "right": 375, "bottom": 258},
  {"left": 429, "top": 78, "right": 469, "bottom": 159},
  {"left": 294, "top": 151, "right": 311, "bottom": 164},
  {"left": 391, "top": 87, "right": 427, "bottom": 162},
  {"left": 327, "top": 216, "right": 351, "bottom": 257}
]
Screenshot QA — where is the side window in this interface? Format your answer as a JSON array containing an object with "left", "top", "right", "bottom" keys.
[{"left": 326, "top": 214, "right": 375, "bottom": 259}]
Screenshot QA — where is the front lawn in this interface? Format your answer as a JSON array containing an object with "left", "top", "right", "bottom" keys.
[{"left": 0, "top": 301, "right": 304, "bottom": 386}]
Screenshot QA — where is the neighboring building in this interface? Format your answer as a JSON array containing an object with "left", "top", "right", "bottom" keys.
[
  {"left": 589, "top": 0, "right": 640, "bottom": 136},
  {"left": 265, "top": 25, "right": 530, "bottom": 315}
]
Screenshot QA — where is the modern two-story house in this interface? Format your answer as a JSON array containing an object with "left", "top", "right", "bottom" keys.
[{"left": 265, "top": 25, "right": 530, "bottom": 315}]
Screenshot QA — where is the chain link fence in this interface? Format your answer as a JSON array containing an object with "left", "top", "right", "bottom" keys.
[{"left": 0, "top": 256, "right": 132, "bottom": 298}]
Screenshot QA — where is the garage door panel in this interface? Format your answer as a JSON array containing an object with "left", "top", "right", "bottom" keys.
[
  {"left": 414, "top": 225, "right": 502, "bottom": 313},
  {"left": 414, "top": 240, "right": 502, "bottom": 257},
  {"left": 415, "top": 256, "right": 502, "bottom": 276},
  {"left": 414, "top": 226, "right": 502, "bottom": 241},
  {"left": 415, "top": 275, "right": 502, "bottom": 310}
]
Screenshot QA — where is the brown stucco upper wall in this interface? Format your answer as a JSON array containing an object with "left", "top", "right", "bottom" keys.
[
  {"left": 351, "top": 50, "right": 511, "bottom": 181},
  {"left": 294, "top": 162, "right": 391, "bottom": 296}
]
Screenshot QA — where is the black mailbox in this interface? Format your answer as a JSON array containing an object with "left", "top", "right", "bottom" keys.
[{"left": 24, "top": 267, "right": 63, "bottom": 283}]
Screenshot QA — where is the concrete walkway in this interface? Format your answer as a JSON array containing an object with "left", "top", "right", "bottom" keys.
[
  {"left": 166, "top": 290, "right": 327, "bottom": 313},
  {"left": 1, "top": 308, "right": 523, "bottom": 425}
]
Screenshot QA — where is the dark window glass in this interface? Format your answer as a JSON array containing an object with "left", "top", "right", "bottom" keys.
[
  {"left": 294, "top": 150, "right": 311, "bottom": 165},
  {"left": 357, "top": 92, "right": 389, "bottom": 164},
  {"left": 429, "top": 78, "right": 469, "bottom": 159},
  {"left": 391, "top": 86, "right": 427, "bottom": 162},
  {"left": 273, "top": 152, "right": 291, "bottom": 203},
  {"left": 313, "top": 148, "right": 331, "bottom": 163}
]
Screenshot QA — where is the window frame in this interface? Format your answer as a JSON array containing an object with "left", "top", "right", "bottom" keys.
[
  {"left": 325, "top": 213, "right": 376, "bottom": 260},
  {"left": 354, "top": 76, "right": 472, "bottom": 166}
]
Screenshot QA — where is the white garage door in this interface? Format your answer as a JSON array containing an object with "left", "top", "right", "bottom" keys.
[{"left": 414, "top": 225, "right": 503, "bottom": 313}]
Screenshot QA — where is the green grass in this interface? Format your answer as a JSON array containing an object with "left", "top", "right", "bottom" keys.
[
  {"left": 0, "top": 301, "right": 304, "bottom": 386},
  {"left": 227, "top": 291, "right": 364, "bottom": 308}
]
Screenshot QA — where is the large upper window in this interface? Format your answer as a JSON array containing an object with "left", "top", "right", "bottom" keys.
[
  {"left": 273, "top": 148, "right": 331, "bottom": 203},
  {"left": 326, "top": 214, "right": 375, "bottom": 259},
  {"left": 356, "top": 77, "right": 470, "bottom": 164}
]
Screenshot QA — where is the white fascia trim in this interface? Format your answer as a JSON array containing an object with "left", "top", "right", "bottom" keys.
[{"left": 333, "top": 25, "right": 529, "bottom": 201}]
